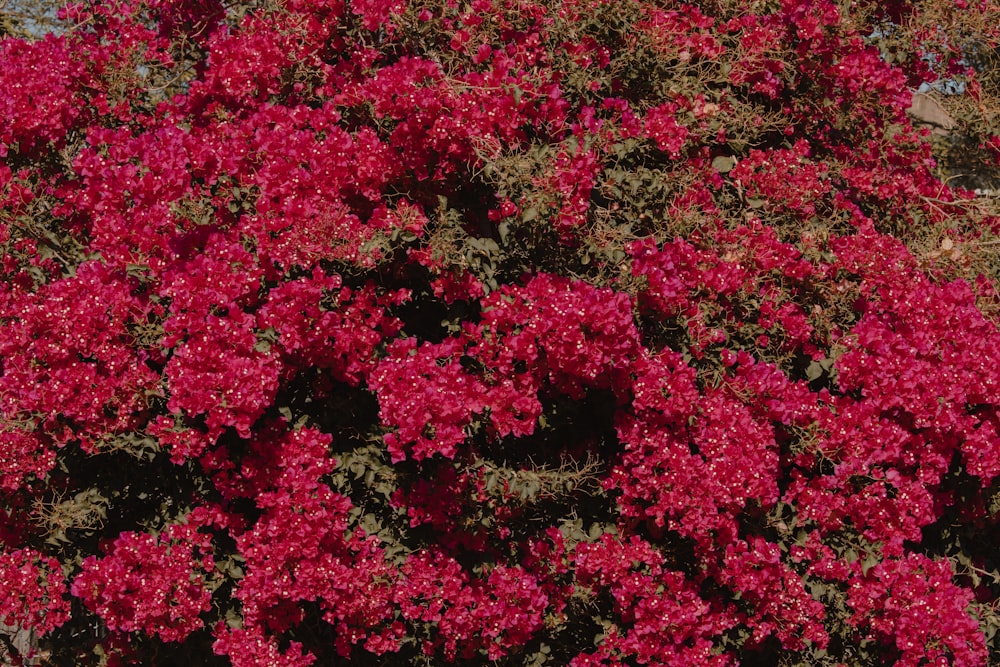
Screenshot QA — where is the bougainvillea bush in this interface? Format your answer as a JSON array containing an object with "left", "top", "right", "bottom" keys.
[{"left": 3, "top": 0, "right": 1000, "bottom": 664}]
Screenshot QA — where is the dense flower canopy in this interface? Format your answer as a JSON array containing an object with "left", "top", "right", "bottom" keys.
[{"left": 2, "top": 0, "right": 1000, "bottom": 664}]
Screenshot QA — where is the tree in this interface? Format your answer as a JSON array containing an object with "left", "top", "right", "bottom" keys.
[{"left": 1, "top": 0, "right": 1000, "bottom": 664}]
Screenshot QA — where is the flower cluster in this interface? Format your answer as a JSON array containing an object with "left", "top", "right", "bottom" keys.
[
  {"left": 571, "top": 535, "right": 736, "bottom": 665},
  {"left": 0, "top": 35, "right": 94, "bottom": 153},
  {"left": 847, "top": 554, "right": 987, "bottom": 666},
  {"left": 71, "top": 520, "right": 216, "bottom": 643},
  {"left": 718, "top": 537, "right": 828, "bottom": 651},
  {"left": 0, "top": 548, "right": 70, "bottom": 636}
]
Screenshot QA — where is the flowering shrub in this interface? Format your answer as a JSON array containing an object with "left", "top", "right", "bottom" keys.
[{"left": 2, "top": 0, "right": 1000, "bottom": 664}]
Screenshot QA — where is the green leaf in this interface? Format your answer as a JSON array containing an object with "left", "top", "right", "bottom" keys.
[
  {"left": 125, "top": 263, "right": 149, "bottom": 278},
  {"left": 806, "top": 360, "right": 825, "bottom": 381},
  {"left": 861, "top": 553, "right": 879, "bottom": 575},
  {"left": 712, "top": 155, "right": 735, "bottom": 173},
  {"left": 225, "top": 608, "right": 244, "bottom": 629}
]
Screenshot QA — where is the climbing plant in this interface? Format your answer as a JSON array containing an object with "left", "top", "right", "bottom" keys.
[{"left": 2, "top": 0, "right": 1000, "bottom": 664}]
